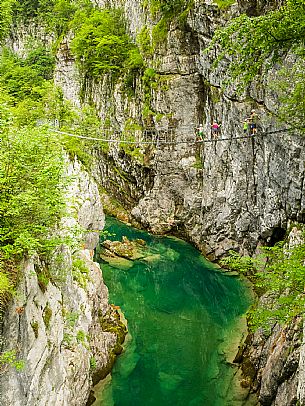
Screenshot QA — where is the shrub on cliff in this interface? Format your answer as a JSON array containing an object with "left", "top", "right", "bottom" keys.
[
  {"left": 0, "top": 0, "right": 14, "bottom": 42},
  {"left": 208, "top": 0, "right": 305, "bottom": 130},
  {"left": 0, "top": 126, "right": 67, "bottom": 261},
  {"left": 221, "top": 242, "right": 305, "bottom": 330},
  {"left": 71, "top": 8, "right": 143, "bottom": 78}
]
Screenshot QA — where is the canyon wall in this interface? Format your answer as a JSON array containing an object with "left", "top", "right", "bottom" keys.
[
  {"left": 53, "top": 1, "right": 305, "bottom": 405},
  {"left": 56, "top": 0, "right": 305, "bottom": 261},
  {"left": 0, "top": 159, "right": 125, "bottom": 406}
]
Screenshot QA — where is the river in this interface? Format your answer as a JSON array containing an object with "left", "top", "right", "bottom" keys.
[{"left": 94, "top": 216, "right": 256, "bottom": 406}]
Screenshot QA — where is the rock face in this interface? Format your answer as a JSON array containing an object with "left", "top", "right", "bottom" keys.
[
  {"left": 91, "top": 148, "right": 155, "bottom": 210},
  {"left": 240, "top": 319, "right": 302, "bottom": 406},
  {"left": 55, "top": 1, "right": 305, "bottom": 260},
  {"left": 0, "top": 159, "right": 125, "bottom": 406},
  {"left": 53, "top": 1, "right": 305, "bottom": 404},
  {"left": 238, "top": 226, "right": 305, "bottom": 405}
]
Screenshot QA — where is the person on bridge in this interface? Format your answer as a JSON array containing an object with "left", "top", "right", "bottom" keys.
[
  {"left": 249, "top": 110, "right": 260, "bottom": 135},
  {"left": 243, "top": 118, "right": 250, "bottom": 135},
  {"left": 211, "top": 121, "right": 221, "bottom": 139},
  {"left": 196, "top": 124, "right": 205, "bottom": 141}
]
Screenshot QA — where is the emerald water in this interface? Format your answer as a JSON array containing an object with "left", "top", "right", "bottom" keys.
[{"left": 94, "top": 217, "right": 255, "bottom": 406}]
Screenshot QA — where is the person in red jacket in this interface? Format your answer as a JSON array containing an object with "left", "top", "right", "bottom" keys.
[{"left": 211, "top": 121, "right": 221, "bottom": 139}]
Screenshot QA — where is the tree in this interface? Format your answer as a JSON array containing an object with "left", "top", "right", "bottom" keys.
[
  {"left": 0, "top": 126, "right": 67, "bottom": 260},
  {"left": 208, "top": 0, "right": 305, "bottom": 128},
  {"left": 221, "top": 242, "right": 305, "bottom": 330},
  {"left": 71, "top": 8, "right": 139, "bottom": 77},
  {"left": 0, "top": 0, "right": 14, "bottom": 43}
]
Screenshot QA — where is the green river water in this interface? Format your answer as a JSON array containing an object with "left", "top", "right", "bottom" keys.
[{"left": 94, "top": 217, "right": 256, "bottom": 406}]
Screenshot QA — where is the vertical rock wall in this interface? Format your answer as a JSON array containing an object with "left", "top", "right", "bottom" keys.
[
  {"left": 0, "top": 159, "right": 124, "bottom": 406},
  {"left": 238, "top": 225, "right": 305, "bottom": 405},
  {"left": 55, "top": 0, "right": 305, "bottom": 259},
  {"left": 53, "top": 1, "right": 305, "bottom": 404}
]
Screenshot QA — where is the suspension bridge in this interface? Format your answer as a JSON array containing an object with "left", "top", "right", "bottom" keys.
[{"left": 49, "top": 125, "right": 297, "bottom": 147}]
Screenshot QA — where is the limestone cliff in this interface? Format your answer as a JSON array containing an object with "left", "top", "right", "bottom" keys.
[
  {"left": 236, "top": 225, "right": 305, "bottom": 406},
  {"left": 0, "top": 159, "right": 125, "bottom": 406},
  {"left": 53, "top": 0, "right": 305, "bottom": 404},
  {"left": 56, "top": 0, "right": 305, "bottom": 260}
]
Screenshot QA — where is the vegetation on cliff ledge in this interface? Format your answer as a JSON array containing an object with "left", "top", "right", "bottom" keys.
[
  {"left": 207, "top": 0, "right": 305, "bottom": 330},
  {"left": 222, "top": 239, "right": 305, "bottom": 331},
  {"left": 71, "top": 8, "right": 143, "bottom": 78},
  {"left": 0, "top": 103, "right": 67, "bottom": 297},
  {"left": 208, "top": 0, "right": 305, "bottom": 129}
]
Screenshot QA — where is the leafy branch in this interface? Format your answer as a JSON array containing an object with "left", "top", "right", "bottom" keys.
[
  {"left": 221, "top": 241, "right": 305, "bottom": 330},
  {"left": 207, "top": 0, "right": 305, "bottom": 88}
]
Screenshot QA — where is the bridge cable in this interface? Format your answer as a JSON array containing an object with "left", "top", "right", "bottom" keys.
[{"left": 50, "top": 127, "right": 301, "bottom": 145}]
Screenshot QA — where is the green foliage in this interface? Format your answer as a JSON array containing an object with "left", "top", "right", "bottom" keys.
[
  {"left": 42, "top": 303, "right": 52, "bottom": 329},
  {"left": 64, "top": 311, "right": 79, "bottom": 328},
  {"left": 214, "top": 0, "right": 235, "bottom": 9},
  {"left": 270, "top": 61, "right": 305, "bottom": 129},
  {"left": 251, "top": 243, "right": 305, "bottom": 328},
  {"left": 62, "top": 332, "right": 74, "bottom": 347},
  {"left": 76, "top": 329, "right": 87, "bottom": 343},
  {"left": 0, "top": 272, "right": 13, "bottom": 295},
  {"left": 72, "top": 257, "right": 89, "bottom": 288},
  {"left": 0, "top": 126, "right": 66, "bottom": 260},
  {"left": 0, "top": 0, "right": 14, "bottom": 43},
  {"left": 147, "top": 0, "right": 190, "bottom": 48},
  {"left": 24, "top": 47, "right": 55, "bottom": 80},
  {"left": 192, "top": 156, "right": 204, "bottom": 170},
  {"left": 149, "top": 0, "right": 186, "bottom": 18},
  {"left": 0, "top": 75, "right": 86, "bottom": 303},
  {"left": 71, "top": 8, "right": 142, "bottom": 78},
  {"left": 123, "top": 47, "right": 144, "bottom": 96},
  {"left": 49, "top": 0, "right": 78, "bottom": 36},
  {"left": 124, "top": 47, "right": 143, "bottom": 71},
  {"left": 0, "top": 49, "right": 49, "bottom": 102},
  {"left": 121, "top": 144, "right": 144, "bottom": 164},
  {"left": 142, "top": 68, "right": 157, "bottom": 101},
  {"left": 142, "top": 67, "right": 157, "bottom": 82},
  {"left": 0, "top": 45, "right": 105, "bottom": 165},
  {"left": 0, "top": 47, "right": 55, "bottom": 125},
  {"left": 12, "top": 0, "right": 92, "bottom": 38},
  {"left": 37, "top": 271, "right": 50, "bottom": 292},
  {"left": 13, "top": 0, "right": 54, "bottom": 20},
  {"left": 220, "top": 249, "right": 258, "bottom": 274},
  {"left": 0, "top": 90, "right": 13, "bottom": 130},
  {"left": 141, "top": 67, "right": 158, "bottom": 120},
  {"left": 209, "top": 1, "right": 305, "bottom": 85},
  {"left": 89, "top": 356, "right": 97, "bottom": 370},
  {"left": 60, "top": 104, "right": 109, "bottom": 166},
  {"left": 222, "top": 242, "right": 305, "bottom": 330},
  {"left": 208, "top": 0, "right": 305, "bottom": 127},
  {"left": 152, "top": 17, "right": 168, "bottom": 47},
  {"left": 136, "top": 26, "right": 153, "bottom": 57},
  {"left": 0, "top": 349, "right": 25, "bottom": 371},
  {"left": 61, "top": 135, "right": 92, "bottom": 167},
  {"left": 31, "top": 320, "right": 39, "bottom": 338}
]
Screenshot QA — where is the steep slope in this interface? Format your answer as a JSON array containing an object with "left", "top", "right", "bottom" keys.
[
  {"left": 53, "top": 1, "right": 305, "bottom": 405},
  {"left": 55, "top": 0, "right": 305, "bottom": 259},
  {"left": 0, "top": 159, "right": 126, "bottom": 406}
]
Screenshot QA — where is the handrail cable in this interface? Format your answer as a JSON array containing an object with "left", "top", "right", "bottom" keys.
[{"left": 50, "top": 126, "right": 301, "bottom": 145}]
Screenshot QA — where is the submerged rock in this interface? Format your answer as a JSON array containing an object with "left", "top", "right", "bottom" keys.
[
  {"left": 100, "top": 254, "right": 134, "bottom": 270},
  {"left": 101, "top": 237, "right": 146, "bottom": 261}
]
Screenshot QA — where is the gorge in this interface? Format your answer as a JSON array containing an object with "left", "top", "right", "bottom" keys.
[
  {"left": 0, "top": 0, "right": 304, "bottom": 405},
  {"left": 93, "top": 216, "right": 254, "bottom": 406}
]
